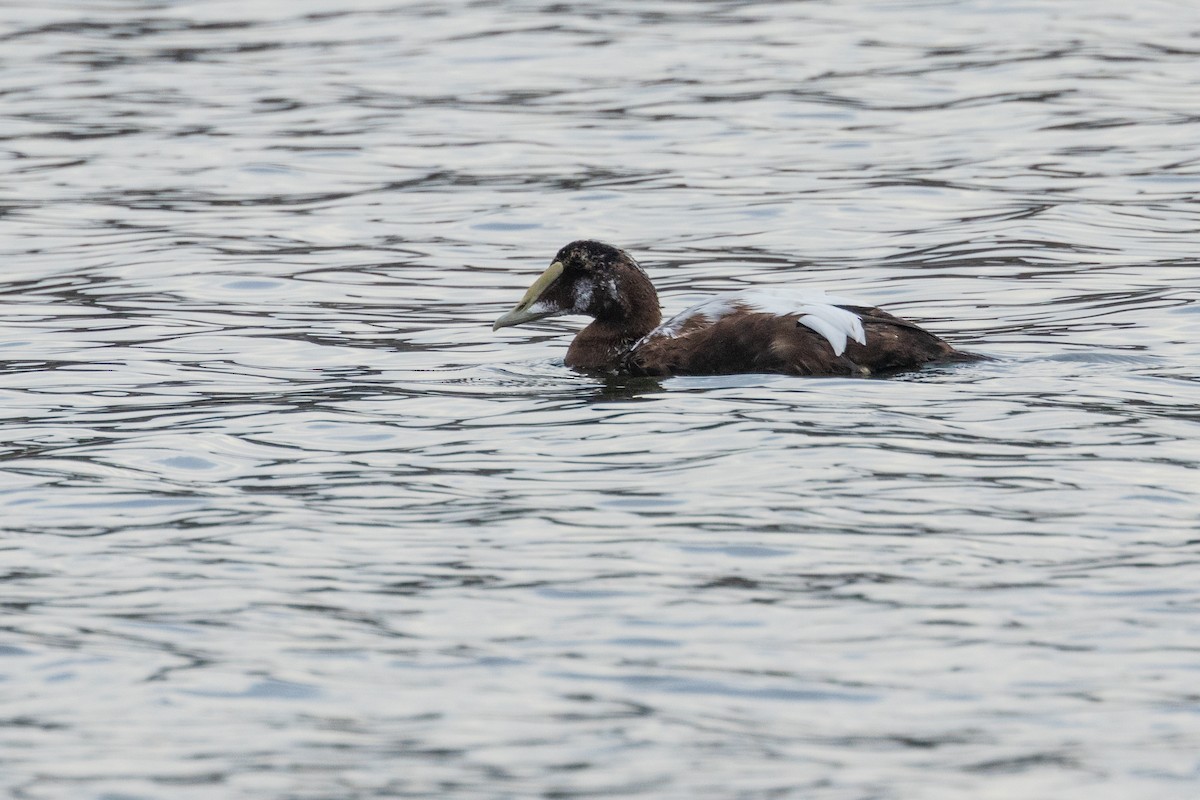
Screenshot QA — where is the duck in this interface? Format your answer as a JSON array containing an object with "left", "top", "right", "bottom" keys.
[{"left": 493, "top": 240, "right": 982, "bottom": 377}]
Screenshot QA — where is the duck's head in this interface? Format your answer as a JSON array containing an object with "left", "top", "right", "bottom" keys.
[{"left": 493, "top": 240, "right": 659, "bottom": 331}]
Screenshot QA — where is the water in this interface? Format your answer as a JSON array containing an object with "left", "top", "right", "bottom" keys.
[{"left": 2, "top": 1, "right": 1199, "bottom": 798}]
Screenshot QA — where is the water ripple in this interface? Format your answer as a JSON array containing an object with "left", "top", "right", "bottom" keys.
[{"left": 2, "top": 1, "right": 1200, "bottom": 799}]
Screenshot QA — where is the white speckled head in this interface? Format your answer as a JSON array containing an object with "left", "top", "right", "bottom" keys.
[{"left": 571, "top": 277, "right": 595, "bottom": 313}]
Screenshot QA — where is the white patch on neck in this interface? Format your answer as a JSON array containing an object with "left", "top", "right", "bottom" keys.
[
  {"left": 572, "top": 275, "right": 622, "bottom": 315},
  {"left": 572, "top": 278, "right": 595, "bottom": 312},
  {"left": 645, "top": 287, "right": 867, "bottom": 355}
]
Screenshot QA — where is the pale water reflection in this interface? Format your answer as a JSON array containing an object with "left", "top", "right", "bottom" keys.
[{"left": 2, "top": 1, "right": 1200, "bottom": 799}]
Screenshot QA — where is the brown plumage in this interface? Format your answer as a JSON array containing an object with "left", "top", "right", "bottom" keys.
[{"left": 493, "top": 240, "right": 982, "bottom": 377}]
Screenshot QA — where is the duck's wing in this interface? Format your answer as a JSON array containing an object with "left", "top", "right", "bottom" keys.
[
  {"left": 627, "top": 289, "right": 869, "bottom": 376},
  {"left": 627, "top": 288, "right": 974, "bottom": 377},
  {"left": 640, "top": 288, "right": 866, "bottom": 351}
]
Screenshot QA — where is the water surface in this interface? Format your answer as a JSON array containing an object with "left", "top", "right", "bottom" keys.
[{"left": 2, "top": 1, "right": 1199, "bottom": 798}]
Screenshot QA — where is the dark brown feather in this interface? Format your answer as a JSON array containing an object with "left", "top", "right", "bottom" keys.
[{"left": 627, "top": 308, "right": 979, "bottom": 377}]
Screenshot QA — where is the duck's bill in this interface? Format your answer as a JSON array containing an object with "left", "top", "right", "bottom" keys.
[{"left": 492, "top": 260, "right": 564, "bottom": 331}]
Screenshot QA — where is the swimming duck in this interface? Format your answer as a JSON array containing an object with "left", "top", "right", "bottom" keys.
[{"left": 493, "top": 240, "right": 981, "bottom": 376}]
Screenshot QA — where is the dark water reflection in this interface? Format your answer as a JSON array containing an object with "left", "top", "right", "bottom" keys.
[{"left": 3, "top": 1, "right": 1200, "bottom": 798}]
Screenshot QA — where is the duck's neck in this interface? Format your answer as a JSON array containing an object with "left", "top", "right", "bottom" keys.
[
  {"left": 565, "top": 317, "right": 655, "bottom": 370},
  {"left": 565, "top": 272, "right": 661, "bottom": 371}
]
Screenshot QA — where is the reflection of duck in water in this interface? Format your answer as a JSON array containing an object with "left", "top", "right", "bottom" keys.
[{"left": 494, "top": 240, "right": 983, "bottom": 377}]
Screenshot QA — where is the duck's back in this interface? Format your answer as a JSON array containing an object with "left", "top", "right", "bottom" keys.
[{"left": 625, "top": 289, "right": 976, "bottom": 377}]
